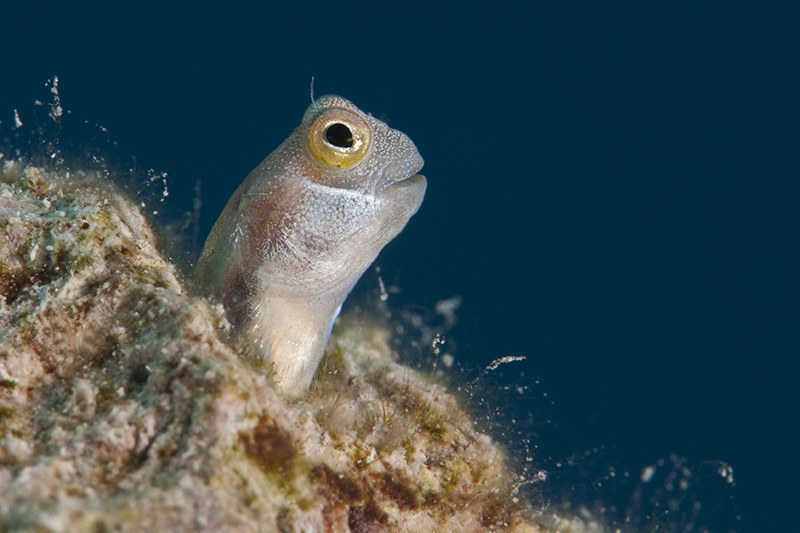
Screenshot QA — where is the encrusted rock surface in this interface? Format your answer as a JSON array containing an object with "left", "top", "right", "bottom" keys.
[{"left": 0, "top": 160, "right": 603, "bottom": 532}]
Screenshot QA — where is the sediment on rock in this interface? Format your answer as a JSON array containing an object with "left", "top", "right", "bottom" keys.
[{"left": 0, "top": 160, "right": 602, "bottom": 532}]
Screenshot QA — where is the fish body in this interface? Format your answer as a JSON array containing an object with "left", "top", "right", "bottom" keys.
[{"left": 196, "top": 95, "right": 425, "bottom": 397}]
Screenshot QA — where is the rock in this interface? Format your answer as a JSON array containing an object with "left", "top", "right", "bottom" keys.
[{"left": 0, "top": 160, "right": 602, "bottom": 532}]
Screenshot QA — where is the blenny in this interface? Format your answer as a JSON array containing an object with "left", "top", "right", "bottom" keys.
[{"left": 196, "top": 95, "right": 426, "bottom": 397}]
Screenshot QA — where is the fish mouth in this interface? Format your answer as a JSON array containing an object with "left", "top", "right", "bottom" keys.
[
  {"left": 378, "top": 154, "right": 425, "bottom": 195},
  {"left": 389, "top": 173, "right": 426, "bottom": 189},
  {"left": 386, "top": 157, "right": 425, "bottom": 189}
]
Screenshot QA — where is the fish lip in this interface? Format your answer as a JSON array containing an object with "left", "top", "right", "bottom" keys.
[
  {"left": 387, "top": 173, "right": 426, "bottom": 191},
  {"left": 398, "top": 171, "right": 424, "bottom": 183}
]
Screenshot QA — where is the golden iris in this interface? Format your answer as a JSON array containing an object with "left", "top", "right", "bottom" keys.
[{"left": 308, "top": 109, "right": 371, "bottom": 168}]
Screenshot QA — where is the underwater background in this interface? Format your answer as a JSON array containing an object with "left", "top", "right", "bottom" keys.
[{"left": 2, "top": 2, "right": 797, "bottom": 531}]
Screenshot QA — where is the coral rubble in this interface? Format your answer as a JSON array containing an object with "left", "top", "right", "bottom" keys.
[{"left": 0, "top": 161, "right": 601, "bottom": 532}]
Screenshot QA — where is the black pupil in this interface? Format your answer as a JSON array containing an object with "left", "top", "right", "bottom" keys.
[{"left": 325, "top": 123, "right": 354, "bottom": 148}]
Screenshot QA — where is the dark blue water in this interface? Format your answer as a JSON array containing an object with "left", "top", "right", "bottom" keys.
[{"left": 3, "top": 3, "right": 798, "bottom": 530}]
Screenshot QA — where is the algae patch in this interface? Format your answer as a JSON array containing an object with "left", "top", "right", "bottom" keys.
[{"left": 0, "top": 160, "right": 603, "bottom": 532}]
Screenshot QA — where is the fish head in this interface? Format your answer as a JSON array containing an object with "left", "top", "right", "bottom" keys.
[{"left": 237, "top": 95, "right": 427, "bottom": 294}]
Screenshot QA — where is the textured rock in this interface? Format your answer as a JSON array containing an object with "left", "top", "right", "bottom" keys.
[{"left": 0, "top": 160, "right": 602, "bottom": 532}]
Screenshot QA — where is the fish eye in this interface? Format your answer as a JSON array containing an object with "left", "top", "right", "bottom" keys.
[
  {"left": 324, "top": 123, "right": 354, "bottom": 148},
  {"left": 308, "top": 110, "right": 371, "bottom": 169}
]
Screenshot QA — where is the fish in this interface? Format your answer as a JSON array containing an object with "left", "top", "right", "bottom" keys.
[{"left": 195, "top": 95, "right": 426, "bottom": 397}]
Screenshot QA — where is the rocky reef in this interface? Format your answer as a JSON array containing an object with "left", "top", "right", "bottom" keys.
[{"left": 0, "top": 160, "right": 603, "bottom": 532}]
